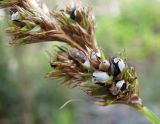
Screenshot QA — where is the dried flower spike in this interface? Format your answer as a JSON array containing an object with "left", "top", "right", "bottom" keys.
[
  {"left": 0, "top": 0, "right": 19, "bottom": 8},
  {"left": 0, "top": 0, "right": 160, "bottom": 124}
]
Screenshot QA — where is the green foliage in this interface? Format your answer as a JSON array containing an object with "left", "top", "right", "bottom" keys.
[
  {"left": 96, "top": 0, "right": 160, "bottom": 59},
  {"left": 0, "top": 20, "right": 21, "bottom": 120}
]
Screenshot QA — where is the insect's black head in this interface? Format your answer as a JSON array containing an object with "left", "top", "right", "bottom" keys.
[
  {"left": 111, "top": 57, "right": 120, "bottom": 76},
  {"left": 70, "top": 8, "right": 76, "bottom": 20},
  {"left": 110, "top": 57, "right": 126, "bottom": 76}
]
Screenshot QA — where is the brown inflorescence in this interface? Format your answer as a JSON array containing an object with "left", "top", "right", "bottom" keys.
[{"left": 0, "top": 0, "right": 141, "bottom": 106}]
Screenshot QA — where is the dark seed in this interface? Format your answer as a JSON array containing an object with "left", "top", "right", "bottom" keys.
[
  {"left": 111, "top": 57, "right": 120, "bottom": 76},
  {"left": 120, "top": 83, "right": 127, "bottom": 91},
  {"left": 70, "top": 8, "right": 76, "bottom": 20},
  {"left": 50, "top": 63, "right": 57, "bottom": 68}
]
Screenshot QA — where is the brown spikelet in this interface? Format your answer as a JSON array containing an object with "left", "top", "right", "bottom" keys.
[{"left": 0, "top": 0, "right": 20, "bottom": 8}]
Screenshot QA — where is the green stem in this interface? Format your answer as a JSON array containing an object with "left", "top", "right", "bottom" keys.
[{"left": 131, "top": 104, "right": 160, "bottom": 124}]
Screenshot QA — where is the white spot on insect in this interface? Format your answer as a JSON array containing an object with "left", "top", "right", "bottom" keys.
[
  {"left": 92, "top": 71, "right": 110, "bottom": 84},
  {"left": 118, "top": 60, "right": 126, "bottom": 72},
  {"left": 110, "top": 80, "right": 126, "bottom": 96},
  {"left": 113, "top": 57, "right": 126, "bottom": 72},
  {"left": 83, "top": 59, "right": 91, "bottom": 68},
  {"left": 91, "top": 51, "right": 97, "bottom": 60},
  {"left": 11, "top": 12, "right": 20, "bottom": 21},
  {"left": 116, "top": 80, "right": 125, "bottom": 90},
  {"left": 113, "top": 57, "right": 120, "bottom": 63},
  {"left": 74, "top": 9, "right": 77, "bottom": 16}
]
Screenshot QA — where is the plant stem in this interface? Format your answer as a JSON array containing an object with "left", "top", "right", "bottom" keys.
[{"left": 131, "top": 104, "right": 160, "bottom": 124}]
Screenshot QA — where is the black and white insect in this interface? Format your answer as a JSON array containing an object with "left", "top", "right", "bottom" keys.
[
  {"left": 111, "top": 57, "right": 126, "bottom": 76},
  {"left": 83, "top": 59, "right": 91, "bottom": 68},
  {"left": 92, "top": 71, "right": 110, "bottom": 86},
  {"left": 10, "top": 10, "right": 25, "bottom": 27},
  {"left": 116, "top": 80, "right": 127, "bottom": 91},
  {"left": 110, "top": 80, "right": 127, "bottom": 95},
  {"left": 70, "top": 8, "right": 77, "bottom": 20}
]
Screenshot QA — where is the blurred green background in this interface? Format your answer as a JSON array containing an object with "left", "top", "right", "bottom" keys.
[{"left": 0, "top": 0, "right": 160, "bottom": 124}]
